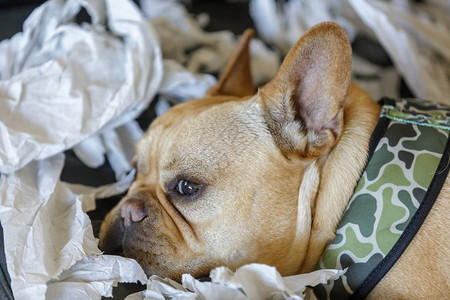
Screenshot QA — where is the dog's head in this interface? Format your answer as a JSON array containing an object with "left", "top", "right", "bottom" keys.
[{"left": 99, "top": 22, "right": 352, "bottom": 280}]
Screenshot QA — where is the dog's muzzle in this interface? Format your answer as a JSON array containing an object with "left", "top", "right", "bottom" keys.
[{"left": 99, "top": 197, "right": 148, "bottom": 255}]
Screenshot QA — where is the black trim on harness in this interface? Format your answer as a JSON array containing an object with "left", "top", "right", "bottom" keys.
[
  {"left": 350, "top": 131, "right": 450, "bottom": 299},
  {"left": 364, "top": 98, "right": 394, "bottom": 169}
]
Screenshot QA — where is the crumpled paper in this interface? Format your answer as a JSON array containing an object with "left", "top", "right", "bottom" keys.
[
  {"left": 249, "top": 0, "right": 450, "bottom": 103},
  {"left": 0, "top": 154, "right": 146, "bottom": 299},
  {"left": 0, "top": 0, "right": 163, "bottom": 174},
  {"left": 47, "top": 254, "right": 147, "bottom": 299},
  {"left": 142, "top": 0, "right": 280, "bottom": 87},
  {"left": 126, "top": 264, "right": 345, "bottom": 300},
  {"left": 349, "top": 0, "right": 450, "bottom": 102}
]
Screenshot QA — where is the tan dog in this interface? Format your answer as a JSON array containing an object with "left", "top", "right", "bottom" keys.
[{"left": 99, "top": 22, "right": 449, "bottom": 298}]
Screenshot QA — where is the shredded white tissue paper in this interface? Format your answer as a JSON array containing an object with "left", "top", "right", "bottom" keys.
[
  {"left": 142, "top": 0, "right": 279, "bottom": 87},
  {"left": 349, "top": 0, "right": 450, "bottom": 102},
  {"left": 126, "top": 264, "right": 345, "bottom": 300},
  {"left": 0, "top": 0, "right": 163, "bottom": 174},
  {"left": 1, "top": 0, "right": 448, "bottom": 299},
  {"left": 47, "top": 254, "right": 148, "bottom": 299},
  {"left": 249, "top": 0, "right": 450, "bottom": 103}
]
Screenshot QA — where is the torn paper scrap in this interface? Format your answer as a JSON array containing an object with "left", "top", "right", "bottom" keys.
[
  {"left": 0, "top": 0, "right": 163, "bottom": 174},
  {"left": 72, "top": 134, "right": 107, "bottom": 169},
  {"left": 209, "top": 264, "right": 344, "bottom": 299},
  {"left": 141, "top": 0, "right": 279, "bottom": 87},
  {"left": 126, "top": 264, "right": 345, "bottom": 300},
  {"left": 0, "top": 154, "right": 100, "bottom": 299},
  {"left": 0, "top": 153, "right": 145, "bottom": 300},
  {"left": 46, "top": 254, "right": 147, "bottom": 300},
  {"left": 249, "top": 0, "right": 450, "bottom": 103},
  {"left": 73, "top": 118, "right": 144, "bottom": 181},
  {"left": 248, "top": 0, "right": 402, "bottom": 101},
  {"left": 349, "top": 0, "right": 450, "bottom": 102},
  {"left": 351, "top": 55, "right": 400, "bottom": 102},
  {"left": 158, "top": 59, "right": 217, "bottom": 103},
  {"left": 65, "top": 169, "right": 136, "bottom": 213},
  {"left": 249, "top": 0, "right": 356, "bottom": 55}
]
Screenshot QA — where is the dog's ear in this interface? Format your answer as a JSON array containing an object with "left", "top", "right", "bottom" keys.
[
  {"left": 207, "top": 29, "right": 255, "bottom": 97},
  {"left": 260, "top": 22, "right": 351, "bottom": 158}
]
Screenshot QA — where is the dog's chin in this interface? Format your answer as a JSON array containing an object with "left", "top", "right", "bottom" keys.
[
  {"left": 101, "top": 243, "right": 124, "bottom": 256},
  {"left": 118, "top": 239, "right": 222, "bottom": 281}
]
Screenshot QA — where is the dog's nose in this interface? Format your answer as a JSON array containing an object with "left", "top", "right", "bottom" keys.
[{"left": 120, "top": 197, "right": 148, "bottom": 228}]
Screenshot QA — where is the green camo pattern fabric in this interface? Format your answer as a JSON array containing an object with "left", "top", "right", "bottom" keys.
[{"left": 314, "top": 98, "right": 450, "bottom": 299}]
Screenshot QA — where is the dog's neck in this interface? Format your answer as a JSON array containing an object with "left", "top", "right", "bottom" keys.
[{"left": 298, "top": 83, "right": 381, "bottom": 273}]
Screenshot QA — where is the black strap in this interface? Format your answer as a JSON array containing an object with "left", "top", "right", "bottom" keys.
[{"left": 366, "top": 97, "right": 394, "bottom": 162}]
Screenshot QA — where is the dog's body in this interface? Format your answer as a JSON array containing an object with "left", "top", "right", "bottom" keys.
[{"left": 100, "top": 23, "right": 449, "bottom": 298}]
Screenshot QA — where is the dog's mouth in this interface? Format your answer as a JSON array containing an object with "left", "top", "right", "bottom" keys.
[
  {"left": 99, "top": 241, "right": 124, "bottom": 256},
  {"left": 100, "top": 238, "right": 212, "bottom": 282},
  {"left": 196, "top": 274, "right": 211, "bottom": 282}
]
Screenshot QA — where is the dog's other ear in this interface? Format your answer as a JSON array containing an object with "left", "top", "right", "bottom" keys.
[
  {"left": 260, "top": 22, "right": 351, "bottom": 158},
  {"left": 207, "top": 29, "right": 255, "bottom": 97}
]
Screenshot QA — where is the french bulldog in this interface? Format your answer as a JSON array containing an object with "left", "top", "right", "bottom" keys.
[{"left": 99, "top": 22, "right": 449, "bottom": 298}]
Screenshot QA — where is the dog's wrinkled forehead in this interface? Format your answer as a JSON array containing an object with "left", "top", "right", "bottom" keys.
[{"left": 135, "top": 97, "right": 268, "bottom": 179}]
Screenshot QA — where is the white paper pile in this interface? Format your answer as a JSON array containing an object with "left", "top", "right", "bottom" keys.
[
  {"left": 349, "top": 0, "right": 450, "bottom": 102},
  {"left": 141, "top": 0, "right": 280, "bottom": 96},
  {"left": 0, "top": 0, "right": 163, "bottom": 175},
  {"left": 249, "top": 0, "right": 450, "bottom": 103},
  {"left": 0, "top": 0, "right": 159, "bottom": 298},
  {"left": 1, "top": 0, "right": 447, "bottom": 299},
  {"left": 126, "top": 264, "right": 345, "bottom": 300}
]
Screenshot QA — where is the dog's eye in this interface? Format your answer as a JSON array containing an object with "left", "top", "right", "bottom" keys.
[{"left": 176, "top": 180, "right": 201, "bottom": 196}]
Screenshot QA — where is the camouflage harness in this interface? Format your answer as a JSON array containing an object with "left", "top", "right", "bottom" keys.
[{"left": 314, "top": 98, "right": 450, "bottom": 299}]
